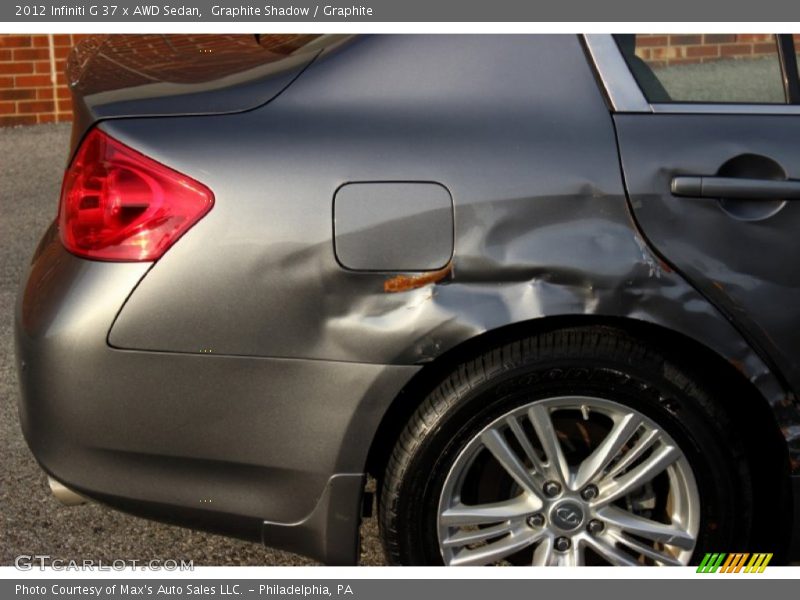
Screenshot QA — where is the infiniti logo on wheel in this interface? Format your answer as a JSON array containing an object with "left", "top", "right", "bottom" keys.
[
  {"left": 556, "top": 507, "right": 580, "bottom": 526},
  {"left": 550, "top": 501, "right": 584, "bottom": 531}
]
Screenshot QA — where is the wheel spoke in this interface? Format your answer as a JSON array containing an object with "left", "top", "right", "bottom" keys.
[
  {"left": 607, "top": 530, "right": 684, "bottom": 566},
  {"left": 448, "top": 530, "right": 542, "bottom": 566},
  {"left": 527, "top": 404, "right": 570, "bottom": 483},
  {"left": 602, "top": 429, "right": 660, "bottom": 482},
  {"left": 596, "top": 505, "right": 695, "bottom": 550},
  {"left": 506, "top": 416, "right": 548, "bottom": 479},
  {"left": 481, "top": 428, "right": 541, "bottom": 497},
  {"left": 441, "top": 521, "right": 516, "bottom": 548},
  {"left": 531, "top": 536, "right": 554, "bottom": 566},
  {"left": 583, "top": 535, "right": 640, "bottom": 566},
  {"left": 573, "top": 413, "right": 641, "bottom": 490},
  {"left": 597, "top": 443, "right": 680, "bottom": 506},
  {"left": 440, "top": 495, "right": 538, "bottom": 527}
]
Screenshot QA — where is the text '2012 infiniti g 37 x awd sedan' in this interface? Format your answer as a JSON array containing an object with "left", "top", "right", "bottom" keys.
[{"left": 15, "top": 33, "right": 800, "bottom": 566}]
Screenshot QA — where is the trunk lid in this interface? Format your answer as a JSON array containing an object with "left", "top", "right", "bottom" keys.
[{"left": 67, "top": 34, "right": 338, "bottom": 148}]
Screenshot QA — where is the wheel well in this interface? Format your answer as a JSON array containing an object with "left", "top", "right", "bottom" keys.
[{"left": 365, "top": 315, "right": 792, "bottom": 558}]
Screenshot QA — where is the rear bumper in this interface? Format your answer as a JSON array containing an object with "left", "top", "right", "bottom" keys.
[{"left": 15, "top": 228, "right": 417, "bottom": 564}]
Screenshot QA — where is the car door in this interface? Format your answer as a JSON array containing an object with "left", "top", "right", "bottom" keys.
[{"left": 588, "top": 33, "right": 800, "bottom": 394}]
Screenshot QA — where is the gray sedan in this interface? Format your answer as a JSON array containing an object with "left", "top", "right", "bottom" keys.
[{"left": 15, "top": 33, "right": 800, "bottom": 566}]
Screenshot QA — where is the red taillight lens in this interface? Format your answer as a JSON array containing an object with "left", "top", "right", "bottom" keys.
[{"left": 58, "top": 128, "right": 214, "bottom": 261}]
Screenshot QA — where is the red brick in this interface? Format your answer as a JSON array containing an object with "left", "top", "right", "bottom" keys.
[
  {"left": 38, "top": 113, "right": 56, "bottom": 123},
  {"left": 721, "top": 44, "right": 754, "bottom": 56},
  {"left": 736, "top": 34, "right": 773, "bottom": 42},
  {"left": 687, "top": 45, "right": 720, "bottom": 58},
  {"left": 636, "top": 35, "right": 668, "bottom": 48},
  {"left": 704, "top": 34, "right": 737, "bottom": 44},
  {"left": 34, "top": 61, "right": 51, "bottom": 73},
  {"left": 36, "top": 88, "right": 54, "bottom": 100},
  {"left": 56, "top": 87, "right": 71, "bottom": 99},
  {"left": 0, "top": 36, "right": 32, "bottom": 48},
  {"left": 13, "top": 47, "right": 50, "bottom": 61},
  {"left": 0, "top": 76, "right": 13, "bottom": 87},
  {"left": 670, "top": 35, "right": 703, "bottom": 46},
  {"left": 753, "top": 42, "right": 778, "bottom": 54},
  {"left": 31, "top": 35, "right": 50, "bottom": 47},
  {"left": 0, "top": 101, "right": 15, "bottom": 114},
  {"left": 0, "top": 49, "right": 12, "bottom": 61},
  {"left": 53, "top": 35, "right": 72, "bottom": 46},
  {"left": 54, "top": 46, "right": 71, "bottom": 59},
  {"left": 15, "top": 74, "right": 52, "bottom": 87},
  {"left": 0, "top": 88, "right": 35, "bottom": 100},
  {"left": 17, "top": 100, "right": 55, "bottom": 113},
  {"left": 0, "top": 62, "right": 33, "bottom": 75}
]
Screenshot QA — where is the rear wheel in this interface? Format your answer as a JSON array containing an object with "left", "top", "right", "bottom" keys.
[{"left": 379, "top": 327, "right": 752, "bottom": 566}]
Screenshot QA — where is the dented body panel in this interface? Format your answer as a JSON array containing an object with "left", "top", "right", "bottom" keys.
[
  {"left": 15, "top": 34, "right": 800, "bottom": 564},
  {"left": 104, "top": 34, "right": 648, "bottom": 363}
]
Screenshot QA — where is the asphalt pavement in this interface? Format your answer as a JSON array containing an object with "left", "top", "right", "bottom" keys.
[{"left": 0, "top": 123, "right": 384, "bottom": 567}]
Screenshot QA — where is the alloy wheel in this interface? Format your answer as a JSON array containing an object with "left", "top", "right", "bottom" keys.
[{"left": 437, "top": 396, "right": 700, "bottom": 566}]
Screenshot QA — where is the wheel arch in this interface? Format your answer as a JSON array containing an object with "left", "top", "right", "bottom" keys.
[{"left": 365, "top": 314, "right": 793, "bottom": 558}]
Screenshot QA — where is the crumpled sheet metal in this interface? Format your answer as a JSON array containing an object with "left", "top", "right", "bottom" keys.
[{"left": 323, "top": 195, "right": 800, "bottom": 469}]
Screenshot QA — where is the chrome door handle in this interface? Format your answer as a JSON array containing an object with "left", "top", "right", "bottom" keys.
[{"left": 671, "top": 176, "right": 800, "bottom": 200}]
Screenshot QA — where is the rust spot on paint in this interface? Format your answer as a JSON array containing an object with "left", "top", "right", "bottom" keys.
[
  {"left": 656, "top": 257, "right": 673, "bottom": 273},
  {"left": 384, "top": 263, "right": 453, "bottom": 293}
]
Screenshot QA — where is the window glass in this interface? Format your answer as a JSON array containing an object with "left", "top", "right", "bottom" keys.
[
  {"left": 615, "top": 34, "right": 786, "bottom": 104},
  {"left": 796, "top": 34, "right": 800, "bottom": 80}
]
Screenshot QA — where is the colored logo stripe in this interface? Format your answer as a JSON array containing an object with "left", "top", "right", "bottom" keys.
[{"left": 697, "top": 553, "right": 772, "bottom": 573}]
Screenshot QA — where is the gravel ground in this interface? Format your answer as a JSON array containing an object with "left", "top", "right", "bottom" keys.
[{"left": 0, "top": 123, "right": 384, "bottom": 567}]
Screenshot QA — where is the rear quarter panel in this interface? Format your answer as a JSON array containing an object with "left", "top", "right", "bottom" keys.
[{"left": 107, "top": 34, "right": 627, "bottom": 363}]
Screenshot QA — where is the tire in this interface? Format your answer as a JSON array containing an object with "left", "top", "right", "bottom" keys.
[{"left": 379, "top": 326, "right": 752, "bottom": 566}]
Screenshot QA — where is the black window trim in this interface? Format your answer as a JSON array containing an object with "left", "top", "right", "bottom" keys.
[{"left": 776, "top": 34, "right": 800, "bottom": 104}]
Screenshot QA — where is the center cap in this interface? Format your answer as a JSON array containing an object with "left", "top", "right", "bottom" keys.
[{"left": 549, "top": 501, "right": 585, "bottom": 532}]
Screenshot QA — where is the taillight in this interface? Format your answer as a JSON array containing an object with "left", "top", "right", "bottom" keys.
[{"left": 58, "top": 128, "right": 213, "bottom": 261}]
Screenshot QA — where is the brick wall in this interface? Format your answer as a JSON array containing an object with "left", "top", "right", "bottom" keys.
[{"left": 0, "top": 34, "right": 93, "bottom": 126}]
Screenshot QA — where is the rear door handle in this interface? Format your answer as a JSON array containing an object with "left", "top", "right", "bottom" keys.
[{"left": 671, "top": 176, "right": 800, "bottom": 200}]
